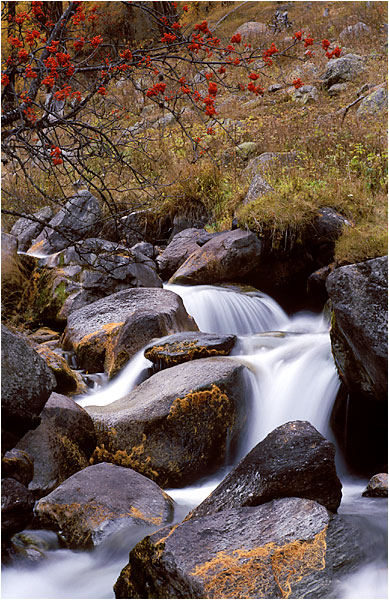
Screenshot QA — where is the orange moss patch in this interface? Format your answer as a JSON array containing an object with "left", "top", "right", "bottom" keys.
[
  {"left": 191, "top": 528, "right": 327, "bottom": 599},
  {"left": 91, "top": 431, "right": 159, "bottom": 481},
  {"left": 168, "top": 384, "right": 229, "bottom": 421}
]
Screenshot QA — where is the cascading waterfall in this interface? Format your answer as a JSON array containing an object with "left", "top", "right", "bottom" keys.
[{"left": 2, "top": 284, "right": 387, "bottom": 599}]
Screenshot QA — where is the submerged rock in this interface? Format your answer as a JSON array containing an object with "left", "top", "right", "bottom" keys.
[
  {"left": 1, "top": 325, "right": 56, "bottom": 454},
  {"left": 17, "top": 393, "right": 96, "bottom": 498},
  {"left": 87, "top": 358, "right": 248, "bottom": 488},
  {"left": 144, "top": 331, "right": 236, "bottom": 370},
  {"left": 35, "top": 463, "right": 175, "bottom": 549},
  {"left": 188, "top": 421, "right": 342, "bottom": 520},
  {"left": 62, "top": 288, "right": 198, "bottom": 375},
  {"left": 114, "top": 497, "right": 373, "bottom": 599}
]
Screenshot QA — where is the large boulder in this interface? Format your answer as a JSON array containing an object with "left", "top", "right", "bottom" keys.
[
  {"left": 87, "top": 358, "right": 248, "bottom": 488},
  {"left": 233, "top": 21, "right": 270, "bottom": 40},
  {"left": 16, "top": 393, "right": 96, "bottom": 499},
  {"left": 1, "top": 325, "right": 56, "bottom": 454},
  {"left": 320, "top": 54, "right": 366, "bottom": 88},
  {"left": 326, "top": 256, "right": 387, "bottom": 403},
  {"left": 327, "top": 257, "right": 388, "bottom": 474},
  {"left": 156, "top": 228, "right": 213, "bottom": 280},
  {"left": 144, "top": 331, "right": 236, "bottom": 370},
  {"left": 34, "top": 463, "right": 175, "bottom": 549},
  {"left": 169, "top": 229, "right": 263, "bottom": 285},
  {"left": 63, "top": 288, "right": 198, "bottom": 376},
  {"left": 114, "top": 497, "right": 375, "bottom": 599},
  {"left": 357, "top": 87, "right": 388, "bottom": 117},
  {"left": 188, "top": 421, "right": 342, "bottom": 521},
  {"left": 10, "top": 207, "right": 53, "bottom": 252},
  {"left": 27, "top": 191, "right": 102, "bottom": 255}
]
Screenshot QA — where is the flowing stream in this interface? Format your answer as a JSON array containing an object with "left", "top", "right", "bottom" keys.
[{"left": 2, "top": 284, "right": 387, "bottom": 599}]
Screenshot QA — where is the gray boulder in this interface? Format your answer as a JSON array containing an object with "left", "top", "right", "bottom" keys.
[
  {"left": 326, "top": 256, "right": 388, "bottom": 403},
  {"left": 10, "top": 207, "right": 53, "bottom": 252},
  {"left": 156, "top": 228, "right": 213, "bottom": 280},
  {"left": 1, "top": 325, "right": 56, "bottom": 454},
  {"left": 17, "top": 393, "right": 96, "bottom": 498},
  {"left": 188, "top": 421, "right": 342, "bottom": 521},
  {"left": 27, "top": 191, "right": 102, "bottom": 255},
  {"left": 115, "top": 497, "right": 376, "bottom": 599},
  {"left": 144, "top": 331, "right": 236, "bottom": 370},
  {"left": 169, "top": 229, "right": 263, "bottom": 285},
  {"left": 357, "top": 87, "right": 388, "bottom": 116},
  {"left": 87, "top": 358, "right": 248, "bottom": 488},
  {"left": 233, "top": 21, "right": 270, "bottom": 40},
  {"left": 244, "top": 151, "right": 298, "bottom": 177},
  {"left": 243, "top": 174, "right": 274, "bottom": 204},
  {"left": 321, "top": 54, "right": 366, "bottom": 88},
  {"left": 339, "top": 22, "right": 371, "bottom": 41},
  {"left": 63, "top": 288, "right": 198, "bottom": 376},
  {"left": 34, "top": 463, "right": 175, "bottom": 549}
]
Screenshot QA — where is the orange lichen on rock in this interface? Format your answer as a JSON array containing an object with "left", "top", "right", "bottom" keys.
[
  {"left": 190, "top": 527, "right": 327, "bottom": 599},
  {"left": 168, "top": 384, "right": 230, "bottom": 421}
]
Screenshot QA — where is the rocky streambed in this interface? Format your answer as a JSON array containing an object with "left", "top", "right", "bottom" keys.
[{"left": 1, "top": 190, "right": 387, "bottom": 599}]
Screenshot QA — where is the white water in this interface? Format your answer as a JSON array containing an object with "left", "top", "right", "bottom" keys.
[{"left": 2, "top": 284, "right": 387, "bottom": 599}]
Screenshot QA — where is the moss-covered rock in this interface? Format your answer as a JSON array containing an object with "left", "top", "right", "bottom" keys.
[
  {"left": 63, "top": 288, "right": 198, "bottom": 376},
  {"left": 87, "top": 357, "right": 248, "bottom": 487},
  {"left": 144, "top": 331, "right": 236, "bottom": 370},
  {"left": 114, "top": 497, "right": 374, "bottom": 599}
]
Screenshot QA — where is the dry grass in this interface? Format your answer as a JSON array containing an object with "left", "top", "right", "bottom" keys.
[{"left": 2, "top": 1, "right": 387, "bottom": 266}]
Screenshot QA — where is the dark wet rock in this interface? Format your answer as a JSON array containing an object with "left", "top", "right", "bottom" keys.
[
  {"left": 63, "top": 288, "right": 198, "bottom": 376},
  {"left": 1, "top": 478, "right": 34, "bottom": 538},
  {"left": 188, "top": 421, "right": 342, "bottom": 521},
  {"left": 34, "top": 463, "right": 174, "bottom": 549},
  {"left": 87, "top": 358, "right": 248, "bottom": 488},
  {"left": 17, "top": 393, "right": 96, "bottom": 499},
  {"left": 327, "top": 257, "right": 388, "bottom": 474},
  {"left": 169, "top": 229, "right": 263, "bottom": 285},
  {"left": 362, "top": 473, "right": 388, "bottom": 497},
  {"left": 306, "top": 207, "right": 351, "bottom": 266},
  {"left": 1, "top": 325, "right": 56, "bottom": 455},
  {"left": 27, "top": 191, "right": 102, "bottom": 255},
  {"left": 144, "top": 332, "right": 236, "bottom": 370},
  {"left": 326, "top": 256, "right": 388, "bottom": 403},
  {"left": 2, "top": 449, "right": 34, "bottom": 487},
  {"left": 156, "top": 228, "right": 213, "bottom": 280},
  {"left": 114, "top": 497, "right": 374, "bottom": 599},
  {"left": 10, "top": 207, "right": 53, "bottom": 252}
]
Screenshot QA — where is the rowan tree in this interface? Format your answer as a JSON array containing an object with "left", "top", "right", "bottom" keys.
[{"left": 1, "top": 1, "right": 339, "bottom": 235}]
